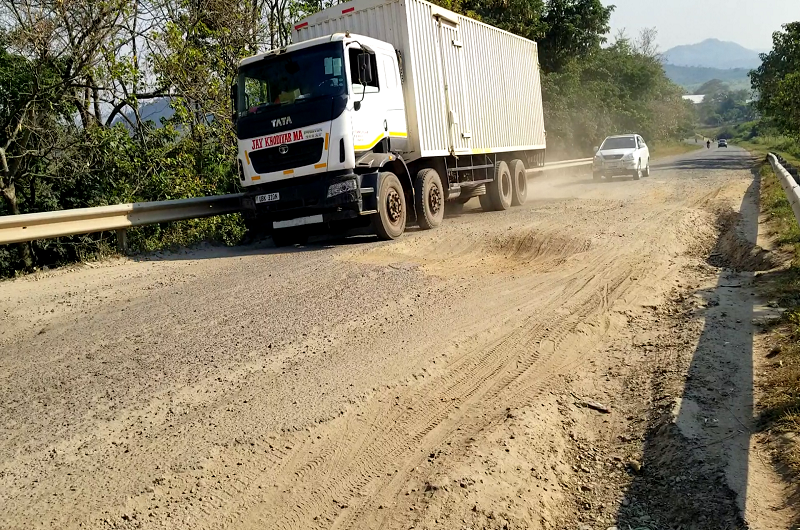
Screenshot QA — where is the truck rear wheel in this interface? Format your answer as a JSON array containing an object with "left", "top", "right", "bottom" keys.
[
  {"left": 509, "top": 159, "right": 527, "bottom": 206},
  {"left": 372, "top": 172, "right": 407, "bottom": 240},
  {"left": 414, "top": 168, "right": 444, "bottom": 229},
  {"left": 487, "top": 160, "right": 512, "bottom": 211},
  {"left": 478, "top": 193, "right": 493, "bottom": 211}
]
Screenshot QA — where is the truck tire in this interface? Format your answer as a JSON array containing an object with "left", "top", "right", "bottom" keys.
[
  {"left": 479, "top": 193, "right": 494, "bottom": 211},
  {"left": 509, "top": 159, "right": 527, "bottom": 206},
  {"left": 272, "top": 228, "right": 308, "bottom": 247},
  {"left": 372, "top": 172, "right": 407, "bottom": 240},
  {"left": 487, "top": 160, "right": 512, "bottom": 211},
  {"left": 414, "top": 168, "right": 444, "bottom": 229},
  {"left": 243, "top": 217, "right": 266, "bottom": 243}
]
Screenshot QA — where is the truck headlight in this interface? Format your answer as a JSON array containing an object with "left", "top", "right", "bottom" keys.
[{"left": 327, "top": 179, "right": 357, "bottom": 198}]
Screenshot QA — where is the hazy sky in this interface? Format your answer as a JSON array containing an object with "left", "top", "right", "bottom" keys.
[{"left": 603, "top": 0, "right": 800, "bottom": 51}]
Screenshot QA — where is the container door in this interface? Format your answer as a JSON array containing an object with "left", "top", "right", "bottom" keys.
[{"left": 436, "top": 19, "right": 472, "bottom": 153}]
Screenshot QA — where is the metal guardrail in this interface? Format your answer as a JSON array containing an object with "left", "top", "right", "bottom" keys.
[
  {"left": 768, "top": 153, "right": 800, "bottom": 225},
  {"left": 0, "top": 158, "right": 593, "bottom": 247},
  {"left": 0, "top": 194, "right": 243, "bottom": 247},
  {"left": 529, "top": 158, "right": 593, "bottom": 173}
]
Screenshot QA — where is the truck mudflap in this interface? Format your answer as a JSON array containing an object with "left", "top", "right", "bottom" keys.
[{"left": 241, "top": 171, "right": 380, "bottom": 231}]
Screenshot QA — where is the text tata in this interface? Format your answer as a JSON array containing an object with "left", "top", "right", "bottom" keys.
[{"left": 251, "top": 130, "right": 304, "bottom": 150}]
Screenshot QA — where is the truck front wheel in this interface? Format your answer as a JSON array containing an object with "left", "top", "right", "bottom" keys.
[
  {"left": 414, "top": 168, "right": 444, "bottom": 229},
  {"left": 372, "top": 172, "right": 407, "bottom": 240},
  {"left": 509, "top": 159, "right": 527, "bottom": 206},
  {"left": 272, "top": 228, "right": 308, "bottom": 247},
  {"left": 487, "top": 160, "right": 513, "bottom": 211}
]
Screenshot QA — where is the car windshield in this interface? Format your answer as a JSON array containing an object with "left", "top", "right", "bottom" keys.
[
  {"left": 238, "top": 42, "right": 346, "bottom": 117},
  {"left": 601, "top": 137, "right": 636, "bottom": 150}
]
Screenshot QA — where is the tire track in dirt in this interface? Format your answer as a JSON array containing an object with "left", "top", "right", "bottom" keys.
[{"left": 231, "top": 208, "right": 692, "bottom": 529}]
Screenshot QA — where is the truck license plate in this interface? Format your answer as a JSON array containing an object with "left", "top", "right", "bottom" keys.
[{"left": 255, "top": 192, "right": 280, "bottom": 204}]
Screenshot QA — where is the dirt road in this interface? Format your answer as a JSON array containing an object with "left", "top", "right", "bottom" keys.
[{"left": 1, "top": 146, "right": 794, "bottom": 529}]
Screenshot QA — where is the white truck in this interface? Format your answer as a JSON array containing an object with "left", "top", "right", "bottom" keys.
[{"left": 233, "top": 0, "right": 546, "bottom": 245}]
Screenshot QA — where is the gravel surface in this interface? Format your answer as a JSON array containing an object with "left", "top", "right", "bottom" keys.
[{"left": 1, "top": 146, "right": 793, "bottom": 529}]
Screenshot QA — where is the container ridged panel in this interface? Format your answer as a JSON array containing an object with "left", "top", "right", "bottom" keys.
[
  {"left": 406, "top": 0, "right": 449, "bottom": 154},
  {"left": 293, "top": 0, "right": 545, "bottom": 157}
]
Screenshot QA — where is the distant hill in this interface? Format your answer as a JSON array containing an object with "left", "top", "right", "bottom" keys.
[
  {"left": 663, "top": 39, "right": 762, "bottom": 70},
  {"left": 662, "top": 64, "right": 752, "bottom": 93}
]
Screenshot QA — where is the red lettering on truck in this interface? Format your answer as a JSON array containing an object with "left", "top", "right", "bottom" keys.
[{"left": 251, "top": 131, "right": 302, "bottom": 151}]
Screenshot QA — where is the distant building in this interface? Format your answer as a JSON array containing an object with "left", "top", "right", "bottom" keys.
[{"left": 682, "top": 94, "right": 706, "bottom": 104}]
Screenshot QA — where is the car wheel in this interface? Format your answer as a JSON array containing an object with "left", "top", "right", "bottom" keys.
[
  {"left": 632, "top": 162, "right": 641, "bottom": 181},
  {"left": 644, "top": 162, "right": 651, "bottom": 177}
]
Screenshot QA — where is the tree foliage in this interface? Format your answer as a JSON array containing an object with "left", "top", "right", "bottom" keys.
[
  {"left": 751, "top": 22, "right": 800, "bottom": 138},
  {"left": 541, "top": 30, "right": 694, "bottom": 155}
]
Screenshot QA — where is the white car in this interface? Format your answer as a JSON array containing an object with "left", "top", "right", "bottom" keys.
[{"left": 592, "top": 134, "right": 651, "bottom": 181}]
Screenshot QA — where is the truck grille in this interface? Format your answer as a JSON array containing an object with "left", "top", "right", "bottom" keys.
[{"left": 249, "top": 138, "right": 325, "bottom": 174}]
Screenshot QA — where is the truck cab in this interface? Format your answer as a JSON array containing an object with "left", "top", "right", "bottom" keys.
[{"left": 234, "top": 34, "right": 410, "bottom": 245}]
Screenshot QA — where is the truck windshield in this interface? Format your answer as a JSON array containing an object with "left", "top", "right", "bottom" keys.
[
  {"left": 601, "top": 137, "right": 636, "bottom": 150},
  {"left": 238, "top": 43, "right": 346, "bottom": 117}
]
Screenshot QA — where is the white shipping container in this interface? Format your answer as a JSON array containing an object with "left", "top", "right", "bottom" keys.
[{"left": 293, "top": 0, "right": 546, "bottom": 160}]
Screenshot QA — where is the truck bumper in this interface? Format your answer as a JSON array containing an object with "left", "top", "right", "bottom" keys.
[{"left": 240, "top": 171, "right": 378, "bottom": 231}]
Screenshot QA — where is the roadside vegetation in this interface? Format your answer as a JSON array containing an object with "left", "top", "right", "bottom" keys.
[
  {"left": 758, "top": 161, "right": 800, "bottom": 478},
  {"left": 649, "top": 140, "right": 703, "bottom": 158},
  {"left": 0, "top": 0, "right": 694, "bottom": 277}
]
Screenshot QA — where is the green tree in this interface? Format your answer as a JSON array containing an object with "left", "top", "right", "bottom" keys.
[
  {"left": 695, "top": 79, "right": 729, "bottom": 96},
  {"left": 542, "top": 30, "right": 693, "bottom": 154},
  {"left": 751, "top": 22, "right": 800, "bottom": 137},
  {"left": 538, "top": 0, "right": 614, "bottom": 73}
]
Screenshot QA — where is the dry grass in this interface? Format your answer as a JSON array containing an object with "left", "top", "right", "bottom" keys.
[
  {"left": 759, "top": 312, "right": 800, "bottom": 475},
  {"left": 757, "top": 161, "right": 800, "bottom": 478},
  {"left": 741, "top": 140, "right": 800, "bottom": 168},
  {"left": 651, "top": 140, "right": 704, "bottom": 159},
  {"left": 760, "top": 163, "right": 800, "bottom": 247}
]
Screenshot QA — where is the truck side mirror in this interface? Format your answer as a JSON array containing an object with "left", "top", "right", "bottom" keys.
[
  {"left": 357, "top": 53, "right": 373, "bottom": 85},
  {"left": 593, "top": 146, "right": 599, "bottom": 152}
]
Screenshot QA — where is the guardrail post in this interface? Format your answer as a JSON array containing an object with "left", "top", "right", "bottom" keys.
[{"left": 116, "top": 229, "right": 128, "bottom": 255}]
